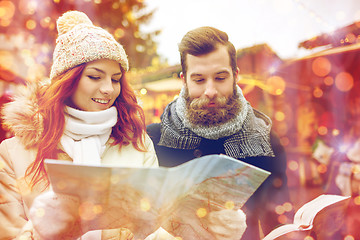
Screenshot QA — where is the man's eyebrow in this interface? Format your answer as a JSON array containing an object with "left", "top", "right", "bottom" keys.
[
  {"left": 216, "top": 71, "right": 230, "bottom": 75},
  {"left": 190, "top": 73, "right": 203, "bottom": 78}
]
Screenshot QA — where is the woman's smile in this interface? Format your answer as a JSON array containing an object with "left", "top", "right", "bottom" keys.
[{"left": 92, "top": 98, "right": 110, "bottom": 104}]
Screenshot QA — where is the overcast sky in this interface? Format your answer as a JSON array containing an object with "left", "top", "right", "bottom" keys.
[{"left": 141, "top": 0, "right": 360, "bottom": 65}]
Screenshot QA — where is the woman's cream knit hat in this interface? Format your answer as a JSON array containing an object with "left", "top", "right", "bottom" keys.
[{"left": 50, "top": 11, "right": 129, "bottom": 81}]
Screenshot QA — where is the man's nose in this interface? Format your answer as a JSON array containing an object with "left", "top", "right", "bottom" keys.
[{"left": 204, "top": 80, "right": 217, "bottom": 99}]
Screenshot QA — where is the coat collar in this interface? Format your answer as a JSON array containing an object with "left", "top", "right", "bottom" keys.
[{"left": 2, "top": 83, "right": 44, "bottom": 148}]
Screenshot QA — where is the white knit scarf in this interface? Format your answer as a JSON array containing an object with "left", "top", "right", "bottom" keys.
[{"left": 60, "top": 106, "right": 118, "bottom": 165}]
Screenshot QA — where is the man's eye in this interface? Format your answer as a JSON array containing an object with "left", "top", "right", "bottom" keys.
[
  {"left": 194, "top": 79, "right": 204, "bottom": 83},
  {"left": 112, "top": 78, "right": 120, "bottom": 83},
  {"left": 216, "top": 77, "right": 226, "bottom": 81},
  {"left": 88, "top": 76, "right": 100, "bottom": 80}
]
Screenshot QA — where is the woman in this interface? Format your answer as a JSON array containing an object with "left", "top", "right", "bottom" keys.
[{"left": 0, "top": 11, "right": 158, "bottom": 239}]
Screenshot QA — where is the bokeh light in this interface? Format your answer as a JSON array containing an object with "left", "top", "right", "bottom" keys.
[
  {"left": 266, "top": 76, "right": 286, "bottom": 95},
  {"left": 318, "top": 126, "right": 328, "bottom": 135},
  {"left": 274, "top": 111, "right": 285, "bottom": 121},
  {"left": 93, "top": 205, "right": 102, "bottom": 214},
  {"left": 354, "top": 196, "right": 360, "bottom": 205},
  {"left": 335, "top": 72, "right": 354, "bottom": 92},
  {"left": 26, "top": 19, "right": 36, "bottom": 30},
  {"left": 112, "top": 2, "right": 120, "bottom": 9},
  {"left": 0, "top": 1, "right": 15, "bottom": 21},
  {"left": 140, "top": 88, "right": 147, "bottom": 95},
  {"left": 324, "top": 76, "right": 334, "bottom": 85},
  {"left": 317, "top": 164, "right": 327, "bottom": 174},
  {"left": 275, "top": 205, "right": 285, "bottom": 215},
  {"left": 332, "top": 129, "right": 340, "bottom": 136},
  {"left": 19, "top": 0, "right": 37, "bottom": 15},
  {"left": 140, "top": 198, "right": 151, "bottom": 211},
  {"left": 40, "top": 17, "right": 51, "bottom": 28},
  {"left": 313, "top": 87, "right": 323, "bottom": 98},
  {"left": 225, "top": 201, "right": 235, "bottom": 210},
  {"left": 283, "top": 202, "right": 293, "bottom": 212},
  {"left": 312, "top": 57, "right": 331, "bottom": 77},
  {"left": 114, "top": 28, "right": 125, "bottom": 39},
  {"left": 346, "top": 33, "right": 357, "bottom": 43},
  {"left": 344, "top": 235, "right": 355, "bottom": 240},
  {"left": 273, "top": 177, "right": 283, "bottom": 188},
  {"left": 304, "top": 236, "right": 315, "bottom": 240},
  {"left": 196, "top": 208, "right": 207, "bottom": 218},
  {"left": 136, "top": 44, "right": 145, "bottom": 53},
  {"left": 288, "top": 160, "right": 299, "bottom": 171},
  {"left": 79, "top": 201, "right": 98, "bottom": 221},
  {"left": 277, "top": 214, "right": 288, "bottom": 224},
  {"left": 280, "top": 137, "right": 290, "bottom": 147}
]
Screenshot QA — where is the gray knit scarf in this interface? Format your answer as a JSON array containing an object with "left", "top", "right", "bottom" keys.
[{"left": 158, "top": 85, "right": 275, "bottom": 159}]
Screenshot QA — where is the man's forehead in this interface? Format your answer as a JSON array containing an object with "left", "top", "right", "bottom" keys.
[{"left": 185, "top": 46, "right": 231, "bottom": 70}]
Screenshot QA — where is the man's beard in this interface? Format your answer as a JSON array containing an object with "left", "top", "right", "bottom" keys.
[{"left": 185, "top": 87, "right": 241, "bottom": 126}]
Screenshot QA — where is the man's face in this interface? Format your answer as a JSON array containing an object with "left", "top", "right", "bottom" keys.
[
  {"left": 181, "top": 45, "right": 238, "bottom": 101},
  {"left": 180, "top": 45, "right": 240, "bottom": 126}
]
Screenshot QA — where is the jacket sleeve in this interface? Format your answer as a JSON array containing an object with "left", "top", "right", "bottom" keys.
[
  {"left": 143, "top": 133, "right": 159, "bottom": 168},
  {"left": 0, "top": 139, "right": 31, "bottom": 239}
]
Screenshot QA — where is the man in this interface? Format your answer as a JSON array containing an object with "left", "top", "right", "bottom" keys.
[{"left": 147, "top": 26, "right": 290, "bottom": 239}]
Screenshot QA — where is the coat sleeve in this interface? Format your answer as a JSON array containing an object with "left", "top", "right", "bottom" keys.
[{"left": 0, "top": 139, "right": 31, "bottom": 239}]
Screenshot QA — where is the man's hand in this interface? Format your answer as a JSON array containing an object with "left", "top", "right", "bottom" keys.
[{"left": 208, "top": 209, "right": 247, "bottom": 240}]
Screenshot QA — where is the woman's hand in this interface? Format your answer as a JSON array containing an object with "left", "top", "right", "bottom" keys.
[{"left": 29, "top": 191, "right": 82, "bottom": 240}]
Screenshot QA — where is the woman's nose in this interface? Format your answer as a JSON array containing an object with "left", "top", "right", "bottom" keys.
[{"left": 100, "top": 78, "right": 114, "bottom": 95}]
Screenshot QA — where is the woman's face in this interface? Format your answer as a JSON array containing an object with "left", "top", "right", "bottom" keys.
[{"left": 70, "top": 59, "right": 122, "bottom": 111}]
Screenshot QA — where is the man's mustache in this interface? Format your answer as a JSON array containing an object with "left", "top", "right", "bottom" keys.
[{"left": 189, "top": 96, "right": 228, "bottom": 110}]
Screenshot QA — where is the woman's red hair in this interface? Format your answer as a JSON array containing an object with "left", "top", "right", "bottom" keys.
[{"left": 27, "top": 64, "right": 146, "bottom": 188}]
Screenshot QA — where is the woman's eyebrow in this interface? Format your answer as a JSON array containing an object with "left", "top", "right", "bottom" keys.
[
  {"left": 86, "top": 67, "right": 121, "bottom": 76},
  {"left": 86, "top": 67, "right": 105, "bottom": 74}
]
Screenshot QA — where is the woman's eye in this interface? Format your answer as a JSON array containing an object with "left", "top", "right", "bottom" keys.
[{"left": 88, "top": 76, "right": 100, "bottom": 80}]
